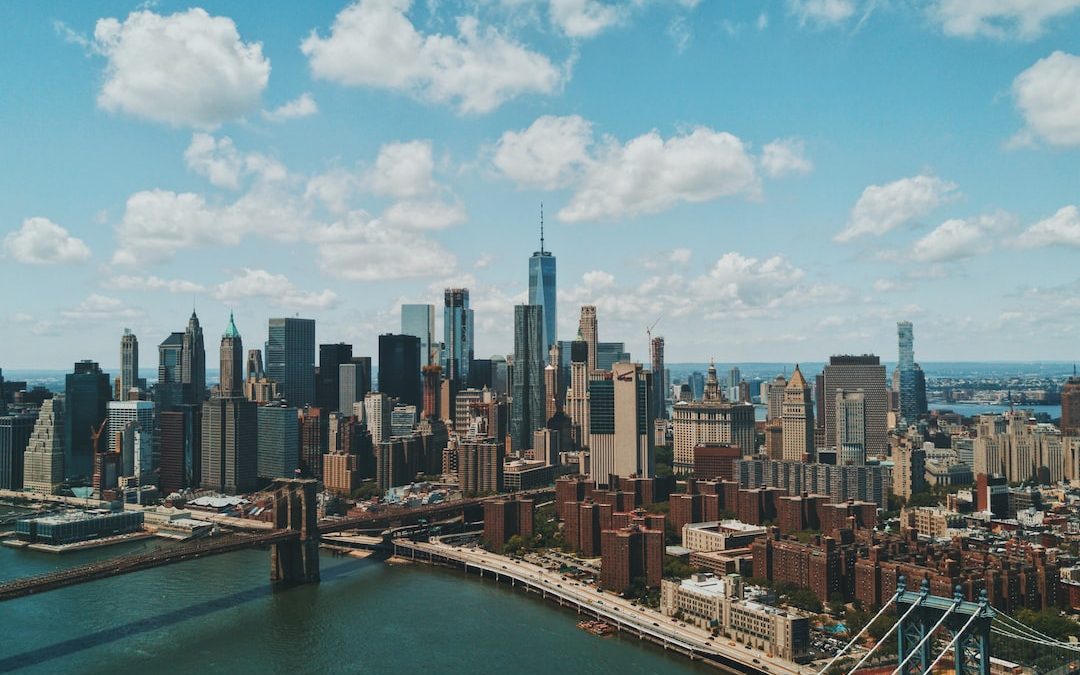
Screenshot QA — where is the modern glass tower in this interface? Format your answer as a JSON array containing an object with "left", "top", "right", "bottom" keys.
[
  {"left": 157, "top": 332, "right": 185, "bottom": 412},
  {"left": 378, "top": 334, "right": 421, "bottom": 408},
  {"left": 64, "top": 360, "right": 111, "bottom": 480},
  {"left": 528, "top": 209, "right": 557, "bottom": 351},
  {"left": 267, "top": 317, "right": 316, "bottom": 408},
  {"left": 897, "top": 321, "right": 917, "bottom": 426},
  {"left": 401, "top": 304, "right": 435, "bottom": 366},
  {"left": 509, "top": 305, "right": 546, "bottom": 453},
  {"left": 442, "top": 289, "right": 473, "bottom": 383}
]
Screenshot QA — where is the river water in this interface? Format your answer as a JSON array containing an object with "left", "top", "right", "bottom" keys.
[{"left": 0, "top": 509, "right": 708, "bottom": 675}]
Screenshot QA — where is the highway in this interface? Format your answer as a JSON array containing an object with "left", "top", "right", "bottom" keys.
[{"left": 398, "top": 538, "right": 819, "bottom": 675}]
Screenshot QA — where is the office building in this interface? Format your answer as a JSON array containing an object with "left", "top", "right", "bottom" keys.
[
  {"left": 378, "top": 333, "right": 421, "bottom": 408},
  {"left": 510, "top": 305, "right": 546, "bottom": 453},
  {"left": 181, "top": 310, "right": 206, "bottom": 405},
  {"left": 442, "top": 288, "right": 474, "bottom": 384},
  {"left": 220, "top": 313, "right": 244, "bottom": 397},
  {"left": 565, "top": 338, "right": 590, "bottom": 448},
  {"left": 120, "top": 329, "right": 139, "bottom": 401},
  {"left": 781, "top": 365, "right": 814, "bottom": 462},
  {"left": 257, "top": 404, "right": 299, "bottom": 480},
  {"left": 391, "top": 405, "right": 419, "bottom": 437},
  {"left": 316, "top": 343, "right": 352, "bottom": 412},
  {"left": 107, "top": 400, "right": 156, "bottom": 478},
  {"left": 765, "top": 375, "right": 786, "bottom": 421},
  {"left": 339, "top": 357, "right": 372, "bottom": 415},
  {"left": 159, "top": 405, "right": 201, "bottom": 494},
  {"left": 823, "top": 355, "right": 888, "bottom": 458},
  {"left": 23, "top": 397, "right": 65, "bottom": 494},
  {"left": 651, "top": 336, "right": 666, "bottom": 420},
  {"left": 201, "top": 315, "right": 258, "bottom": 494},
  {"left": 402, "top": 304, "right": 436, "bottom": 366},
  {"left": 266, "top": 317, "right": 316, "bottom": 408},
  {"left": 364, "top": 391, "right": 392, "bottom": 447},
  {"left": 299, "top": 407, "right": 328, "bottom": 478},
  {"left": 1063, "top": 376, "right": 1080, "bottom": 436},
  {"left": 64, "top": 360, "right": 111, "bottom": 480},
  {"left": 672, "top": 363, "right": 755, "bottom": 473},
  {"left": 836, "top": 389, "right": 866, "bottom": 466},
  {"left": 528, "top": 215, "right": 557, "bottom": 351},
  {"left": 588, "top": 362, "right": 655, "bottom": 483},
  {"left": 157, "top": 332, "right": 185, "bottom": 412},
  {"left": 243, "top": 348, "right": 280, "bottom": 403},
  {"left": 375, "top": 435, "right": 423, "bottom": 490},
  {"left": 896, "top": 321, "right": 918, "bottom": 426},
  {"left": 597, "top": 342, "right": 630, "bottom": 371},
  {"left": 0, "top": 410, "right": 36, "bottom": 489},
  {"left": 578, "top": 306, "right": 598, "bottom": 373}
]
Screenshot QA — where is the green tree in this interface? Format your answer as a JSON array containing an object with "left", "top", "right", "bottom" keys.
[{"left": 350, "top": 481, "right": 382, "bottom": 500}]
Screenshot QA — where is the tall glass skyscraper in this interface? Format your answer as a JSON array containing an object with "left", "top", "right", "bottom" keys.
[
  {"left": 401, "top": 304, "right": 435, "bottom": 366},
  {"left": 267, "top": 317, "right": 316, "bottom": 408},
  {"left": 442, "top": 289, "right": 473, "bottom": 383},
  {"left": 528, "top": 215, "right": 557, "bottom": 351},
  {"left": 64, "top": 360, "right": 111, "bottom": 480},
  {"left": 897, "top": 321, "right": 917, "bottom": 425},
  {"left": 509, "top": 305, "right": 546, "bottom": 453},
  {"left": 157, "top": 332, "right": 185, "bottom": 412}
]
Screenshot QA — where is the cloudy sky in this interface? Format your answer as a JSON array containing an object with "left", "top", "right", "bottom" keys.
[{"left": 2, "top": 0, "right": 1079, "bottom": 369}]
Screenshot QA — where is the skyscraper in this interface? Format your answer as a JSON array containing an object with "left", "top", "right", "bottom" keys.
[
  {"left": 835, "top": 389, "right": 866, "bottom": 466},
  {"left": 267, "top": 317, "right": 316, "bottom": 408},
  {"left": 528, "top": 210, "right": 557, "bottom": 351},
  {"left": 671, "top": 363, "right": 756, "bottom": 472},
  {"left": 510, "top": 305, "right": 546, "bottom": 453},
  {"left": 364, "top": 391, "right": 392, "bottom": 446},
  {"left": 651, "top": 336, "right": 666, "bottom": 420},
  {"left": 378, "top": 334, "right": 422, "bottom": 408},
  {"left": 565, "top": 338, "right": 590, "bottom": 448},
  {"left": 181, "top": 310, "right": 206, "bottom": 406},
  {"left": 120, "top": 329, "right": 139, "bottom": 401},
  {"left": 64, "top": 360, "right": 111, "bottom": 480},
  {"left": 781, "top": 365, "right": 814, "bottom": 462},
  {"left": 339, "top": 357, "right": 372, "bottom": 415},
  {"left": 0, "top": 410, "right": 36, "bottom": 490},
  {"left": 823, "top": 355, "right": 888, "bottom": 458},
  {"left": 1062, "top": 375, "right": 1080, "bottom": 436},
  {"left": 442, "top": 289, "right": 473, "bottom": 384},
  {"left": 588, "top": 362, "right": 655, "bottom": 482},
  {"left": 578, "top": 306, "right": 598, "bottom": 374},
  {"left": 157, "top": 332, "right": 185, "bottom": 412},
  {"left": 23, "top": 397, "right": 65, "bottom": 494},
  {"left": 202, "top": 315, "right": 257, "bottom": 494},
  {"left": 402, "top": 304, "right": 436, "bottom": 366},
  {"left": 159, "top": 405, "right": 200, "bottom": 494},
  {"left": 220, "top": 313, "right": 244, "bottom": 398},
  {"left": 107, "top": 400, "right": 156, "bottom": 478},
  {"left": 897, "top": 321, "right": 917, "bottom": 426},
  {"left": 316, "top": 342, "right": 352, "bottom": 412}
]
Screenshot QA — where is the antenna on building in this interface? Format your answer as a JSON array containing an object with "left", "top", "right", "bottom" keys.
[{"left": 539, "top": 202, "right": 545, "bottom": 254}]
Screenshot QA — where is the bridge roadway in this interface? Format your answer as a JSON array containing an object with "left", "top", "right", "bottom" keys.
[
  {"left": 393, "top": 538, "right": 817, "bottom": 675},
  {"left": 0, "top": 530, "right": 298, "bottom": 602}
]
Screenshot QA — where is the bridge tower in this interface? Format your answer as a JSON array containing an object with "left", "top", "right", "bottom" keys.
[
  {"left": 895, "top": 577, "right": 993, "bottom": 675},
  {"left": 270, "top": 478, "right": 321, "bottom": 585}
]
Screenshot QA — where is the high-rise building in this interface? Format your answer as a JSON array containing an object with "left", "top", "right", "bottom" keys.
[
  {"left": 835, "top": 389, "right": 866, "bottom": 466},
  {"left": 267, "top": 318, "right": 316, "bottom": 408},
  {"left": 765, "top": 374, "right": 787, "bottom": 421},
  {"left": 107, "top": 400, "right": 156, "bottom": 478},
  {"left": 316, "top": 343, "right": 352, "bottom": 412},
  {"left": 565, "top": 338, "right": 590, "bottom": 448},
  {"left": 1062, "top": 376, "right": 1080, "bottom": 436},
  {"left": 672, "top": 363, "right": 755, "bottom": 472},
  {"left": 364, "top": 392, "right": 392, "bottom": 447},
  {"left": 597, "top": 342, "right": 630, "bottom": 371},
  {"left": 897, "top": 321, "right": 918, "bottom": 426},
  {"left": 528, "top": 212, "right": 557, "bottom": 351},
  {"left": 402, "top": 304, "right": 436, "bottom": 366},
  {"left": 220, "top": 313, "right": 244, "bottom": 398},
  {"left": 588, "top": 362, "right": 655, "bottom": 483},
  {"left": 378, "top": 334, "right": 421, "bottom": 408},
  {"left": 579, "top": 306, "right": 598, "bottom": 374},
  {"left": 0, "top": 410, "right": 36, "bottom": 490},
  {"left": 181, "top": 310, "right": 206, "bottom": 405},
  {"left": 391, "top": 405, "right": 418, "bottom": 437},
  {"left": 120, "top": 329, "right": 139, "bottom": 401},
  {"left": 23, "top": 397, "right": 65, "bottom": 493},
  {"left": 781, "top": 365, "right": 814, "bottom": 462},
  {"left": 442, "top": 289, "right": 474, "bottom": 384},
  {"left": 823, "top": 355, "right": 888, "bottom": 458},
  {"left": 457, "top": 438, "right": 504, "bottom": 495},
  {"left": 242, "top": 348, "right": 280, "bottom": 403},
  {"left": 257, "top": 404, "right": 299, "bottom": 480},
  {"left": 727, "top": 367, "right": 741, "bottom": 402},
  {"left": 159, "top": 404, "right": 200, "bottom": 494},
  {"left": 64, "top": 360, "right": 111, "bottom": 480},
  {"left": 339, "top": 357, "right": 372, "bottom": 415},
  {"left": 157, "top": 332, "right": 185, "bottom": 412},
  {"left": 510, "top": 305, "right": 546, "bottom": 453},
  {"left": 651, "top": 336, "right": 666, "bottom": 420},
  {"left": 299, "top": 407, "right": 328, "bottom": 477}
]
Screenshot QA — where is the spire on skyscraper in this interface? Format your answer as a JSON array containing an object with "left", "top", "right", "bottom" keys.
[{"left": 540, "top": 202, "right": 545, "bottom": 254}]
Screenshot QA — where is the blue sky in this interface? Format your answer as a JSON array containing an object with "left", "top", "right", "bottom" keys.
[{"left": 2, "top": 0, "right": 1079, "bottom": 369}]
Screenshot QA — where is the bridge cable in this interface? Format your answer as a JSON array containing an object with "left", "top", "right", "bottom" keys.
[
  {"left": 842, "top": 593, "right": 925, "bottom": 675},
  {"left": 816, "top": 591, "right": 900, "bottom": 675},
  {"left": 992, "top": 611, "right": 1078, "bottom": 649},
  {"left": 989, "top": 627, "right": 1080, "bottom": 653},
  {"left": 919, "top": 605, "right": 982, "bottom": 675},
  {"left": 889, "top": 600, "right": 959, "bottom": 675}
]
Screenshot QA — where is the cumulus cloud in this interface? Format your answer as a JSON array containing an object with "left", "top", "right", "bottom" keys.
[
  {"left": 872, "top": 279, "right": 911, "bottom": 293},
  {"left": 214, "top": 268, "right": 338, "bottom": 310},
  {"left": 1015, "top": 205, "right": 1080, "bottom": 247},
  {"left": 184, "top": 133, "right": 286, "bottom": 189},
  {"left": 61, "top": 294, "right": 142, "bottom": 321},
  {"left": 301, "top": 0, "right": 564, "bottom": 114},
  {"left": 1012, "top": 51, "right": 1080, "bottom": 147},
  {"left": 760, "top": 137, "right": 813, "bottom": 177},
  {"left": 112, "top": 190, "right": 237, "bottom": 265},
  {"left": 558, "top": 127, "right": 760, "bottom": 222},
  {"left": 262, "top": 93, "right": 318, "bottom": 122},
  {"left": 930, "top": 0, "right": 1080, "bottom": 39},
  {"left": 549, "top": 0, "right": 624, "bottom": 37},
  {"left": 690, "top": 253, "right": 806, "bottom": 309},
  {"left": 94, "top": 8, "right": 269, "bottom": 128},
  {"left": 788, "top": 0, "right": 856, "bottom": 26},
  {"left": 367, "top": 140, "right": 438, "bottom": 198},
  {"left": 493, "top": 114, "right": 593, "bottom": 189},
  {"left": 317, "top": 213, "right": 457, "bottom": 280},
  {"left": 911, "top": 211, "right": 1015, "bottom": 262},
  {"left": 3, "top": 217, "right": 91, "bottom": 264},
  {"left": 835, "top": 174, "right": 959, "bottom": 242},
  {"left": 102, "top": 275, "right": 206, "bottom": 293}
]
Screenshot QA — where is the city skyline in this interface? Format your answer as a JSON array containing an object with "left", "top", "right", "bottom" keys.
[{"left": 3, "top": 2, "right": 1080, "bottom": 367}]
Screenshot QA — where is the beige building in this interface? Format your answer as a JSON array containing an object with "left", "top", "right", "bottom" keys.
[
  {"left": 900, "top": 506, "right": 963, "bottom": 538},
  {"left": 22, "top": 397, "right": 66, "bottom": 494},
  {"left": 974, "top": 412, "right": 1067, "bottom": 483},
  {"left": 588, "top": 362, "right": 654, "bottom": 482},
  {"left": 672, "top": 363, "right": 755, "bottom": 473},
  {"left": 682, "top": 520, "right": 767, "bottom": 552},
  {"left": 781, "top": 365, "right": 813, "bottom": 462},
  {"left": 891, "top": 434, "right": 926, "bottom": 499}
]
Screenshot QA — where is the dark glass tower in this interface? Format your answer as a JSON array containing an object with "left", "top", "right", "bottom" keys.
[
  {"left": 317, "top": 343, "right": 353, "bottom": 412},
  {"left": 64, "top": 360, "right": 112, "bottom": 480},
  {"left": 509, "top": 305, "right": 546, "bottom": 453},
  {"left": 528, "top": 209, "right": 557, "bottom": 351},
  {"left": 181, "top": 310, "right": 206, "bottom": 405},
  {"left": 157, "top": 332, "right": 184, "bottom": 412},
  {"left": 442, "top": 289, "right": 473, "bottom": 384},
  {"left": 267, "top": 317, "right": 316, "bottom": 408},
  {"left": 378, "top": 334, "right": 421, "bottom": 408}
]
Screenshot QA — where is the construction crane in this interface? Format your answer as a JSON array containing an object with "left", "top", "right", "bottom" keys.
[{"left": 646, "top": 316, "right": 662, "bottom": 344}]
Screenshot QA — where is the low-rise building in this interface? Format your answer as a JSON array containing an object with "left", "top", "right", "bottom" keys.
[{"left": 682, "top": 520, "right": 766, "bottom": 552}]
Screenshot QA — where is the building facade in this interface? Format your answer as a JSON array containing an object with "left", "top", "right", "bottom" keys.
[{"left": 267, "top": 317, "right": 316, "bottom": 408}]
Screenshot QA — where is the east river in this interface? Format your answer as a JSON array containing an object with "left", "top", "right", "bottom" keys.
[{"left": 0, "top": 510, "right": 709, "bottom": 674}]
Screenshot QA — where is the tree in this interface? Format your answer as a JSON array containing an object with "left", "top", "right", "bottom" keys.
[
  {"left": 906, "top": 491, "right": 939, "bottom": 508},
  {"left": 828, "top": 592, "right": 846, "bottom": 615},
  {"left": 503, "top": 535, "right": 526, "bottom": 555},
  {"left": 350, "top": 481, "right": 382, "bottom": 500}
]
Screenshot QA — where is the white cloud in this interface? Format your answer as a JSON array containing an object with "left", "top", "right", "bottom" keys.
[
  {"left": 493, "top": 114, "right": 593, "bottom": 189},
  {"left": 582, "top": 269, "right": 616, "bottom": 288},
  {"left": 760, "top": 137, "right": 813, "bottom": 177},
  {"left": 669, "top": 248, "right": 692, "bottom": 264},
  {"left": 3, "top": 217, "right": 91, "bottom": 264},
  {"left": 690, "top": 252, "right": 806, "bottom": 309},
  {"left": 911, "top": 211, "right": 1014, "bottom": 262},
  {"left": 558, "top": 127, "right": 760, "bottom": 222},
  {"left": 305, "top": 169, "right": 359, "bottom": 215},
  {"left": 549, "top": 0, "right": 623, "bottom": 37},
  {"left": 111, "top": 189, "right": 250, "bottom": 265},
  {"left": 788, "top": 0, "right": 856, "bottom": 26},
  {"left": 94, "top": 8, "right": 269, "bottom": 128},
  {"left": 214, "top": 268, "right": 338, "bottom": 310},
  {"left": 873, "top": 279, "right": 911, "bottom": 293},
  {"left": 61, "top": 294, "right": 142, "bottom": 321},
  {"left": 931, "top": 0, "right": 1080, "bottom": 39},
  {"left": 835, "top": 174, "right": 959, "bottom": 242},
  {"left": 262, "top": 93, "right": 318, "bottom": 122},
  {"left": 1012, "top": 51, "right": 1080, "bottom": 147},
  {"left": 367, "top": 140, "right": 438, "bottom": 198},
  {"left": 1015, "top": 205, "right": 1080, "bottom": 247},
  {"left": 757, "top": 12, "right": 769, "bottom": 29},
  {"left": 317, "top": 214, "right": 457, "bottom": 280},
  {"left": 184, "top": 133, "right": 287, "bottom": 189},
  {"left": 301, "top": 0, "right": 564, "bottom": 114},
  {"left": 102, "top": 275, "right": 206, "bottom": 293},
  {"left": 381, "top": 199, "right": 467, "bottom": 230}
]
